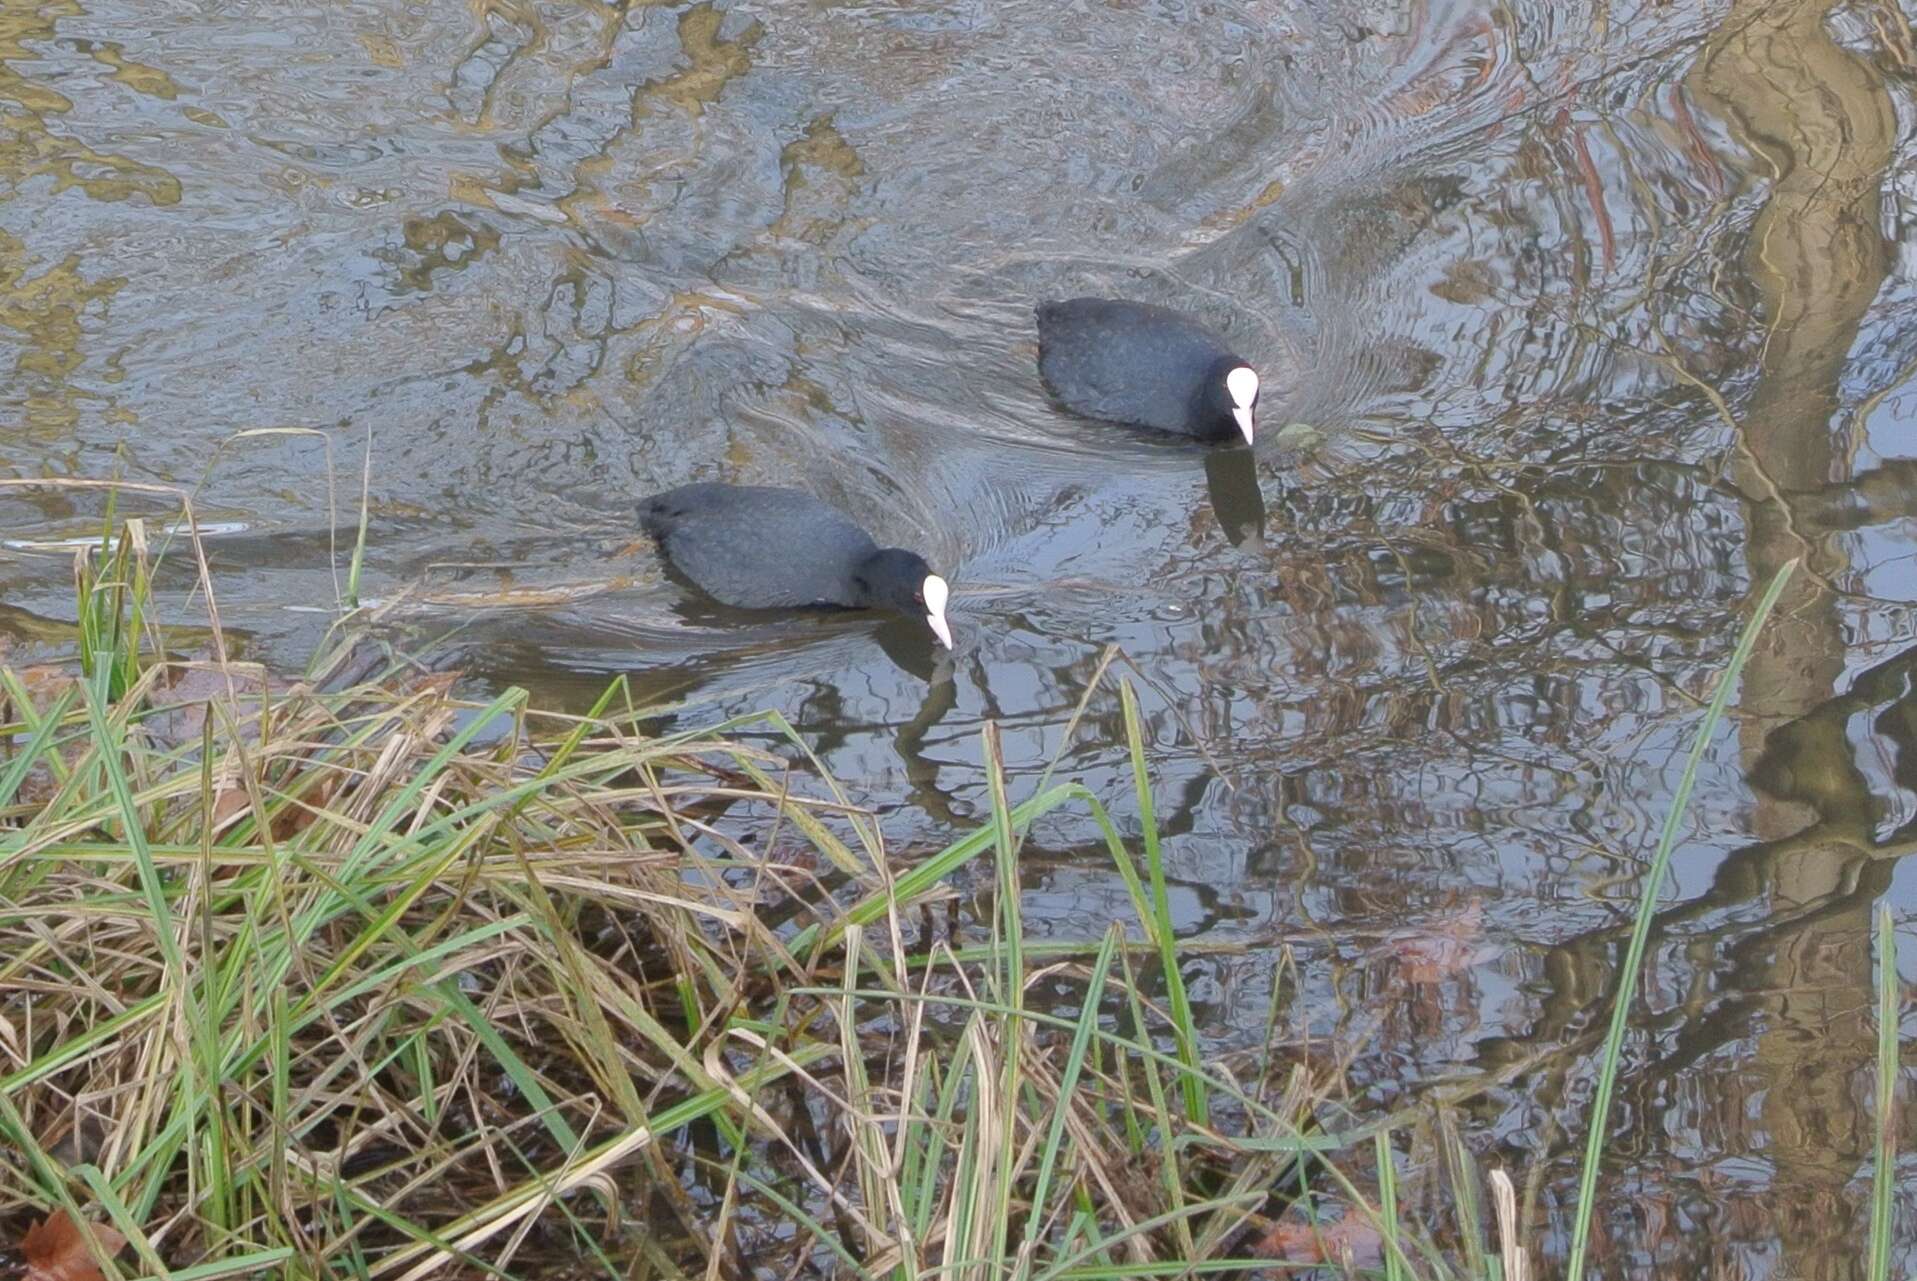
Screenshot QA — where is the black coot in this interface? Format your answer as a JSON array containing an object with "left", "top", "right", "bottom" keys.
[
  {"left": 638, "top": 483, "right": 953, "bottom": 648},
  {"left": 1036, "top": 298, "right": 1259, "bottom": 445}
]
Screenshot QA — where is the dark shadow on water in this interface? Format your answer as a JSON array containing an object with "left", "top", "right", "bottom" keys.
[{"left": 1204, "top": 445, "right": 1267, "bottom": 549}]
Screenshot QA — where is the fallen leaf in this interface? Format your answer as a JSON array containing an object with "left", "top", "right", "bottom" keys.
[
  {"left": 270, "top": 770, "right": 339, "bottom": 841},
  {"left": 210, "top": 784, "right": 250, "bottom": 831},
  {"left": 1250, "top": 1212, "right": 1383, "bottom": 1266},
  {"left": 143, "top": 660, "right": 284, "bottom": 749},
  {"left": 403, "top": 670, "right": 461, "bottom": 699},
  {"left": 1272, "top": 421, "right": 1324, "bottom": 452},
  {"left": 16, "top": 665, "right": 76, "bottom": 706},
  {"left": 1389, "top": 899, "right": 1489, "bottom": 984},
  {"left": 20, "top": 1207, "right": 126, "bottom": 1281}
]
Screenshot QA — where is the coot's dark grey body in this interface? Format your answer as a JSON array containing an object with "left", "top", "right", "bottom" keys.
[
  {"left": 638, "top": 483, "right": 955, "bottom": 647},
  {"left": 1035, "top": 298, "right": 1254, "bottom": 443},
  {"left": 640, "top": 484, "right": 879, "bottom": 608}
]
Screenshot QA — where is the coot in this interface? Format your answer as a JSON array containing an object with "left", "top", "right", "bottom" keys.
[
  {"left": 1036, "top": 298, "right": 1258, "bottom": 445},
  {"left": 638, "top": 483, "right": 953, "bottom": 648}
]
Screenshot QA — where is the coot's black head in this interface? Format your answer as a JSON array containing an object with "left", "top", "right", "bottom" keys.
[
  {"left": 1201, "top": 358, "right": 1259, "bottom": 445},
  {"left": 852, "top": 548, "right": 953, "bottom": 649}
]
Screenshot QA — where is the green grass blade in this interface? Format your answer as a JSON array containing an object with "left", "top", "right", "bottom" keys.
[
  {"left": 345, "top": 425, "right": 371, "bottom": 609},
  {"left": 1564, "top": 559, "right": 1796, "bottom": 1281},
  {"left": 789, "top": 985, "right": 1372, "bottom": 1141},
  {"left": 791, "top": 781, "right": 1085, "bottom": 956},
  {"left": 912, "top": 1018, "right": 975, "bottom": 1242},
  {"left": 734, "top": 1166, "right": 881, "bottom": 1281},
  {"left": 1019, "top": 927, "right": 1120, "bottom": 1272},
  {"left": 0, "top": 682, "right": 78, "bottom": 810},
  {"left": 78, "top": 1163, "right": 174, "bottom": 1280},
  {"left": 0, "top": 994, "right": 167, "bottom": 1094},
  {"left": 1440, "top": 1109, "right": 1489, "bottom": 1279},
  {"left": 984, "top": 721, "right": 1024, "bottom": 1279},
  {"left": 80, "top": 662, "right": 203, "bottom": 1217},
  {"left": 1048, "top": 1264, "right": 1277, "bottom": 1280},
  {"left": 1869, "top": 899, "right": 1899, "bottom": 1281},
  {"left": 1119, "top": 678, "right": 1205, "bottom": 1125},
  {"left": 165, "top": 1253, "right": 298, "bottom": 1281},
  {"left": 1029, "top": 1190, "right": 1267, "bottom": 1281},
  {"left": 369, "top": 1039, "right": 829, "bottom": 1279},
  {"left": 433, "top": 979, "right": 580, "bottom": 1150},
  {"left": 1375, "top": 1130, "right": 1405, "bottom": 1281}
]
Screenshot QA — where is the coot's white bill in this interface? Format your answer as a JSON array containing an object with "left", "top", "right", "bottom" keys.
[
  {"left": 1227, "top": 366, "right": 1258, "bottom": 445},
  {"left": 923, "top": 574, "right": 953, "bottom": 649}
]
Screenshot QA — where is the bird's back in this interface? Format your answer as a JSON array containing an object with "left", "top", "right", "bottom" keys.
[
  {"left": 1036, "top": 298, "right": 1237, "bottom": 437},
  {"left": 639, "top": 483, "right": 879, "bottom": 609}
]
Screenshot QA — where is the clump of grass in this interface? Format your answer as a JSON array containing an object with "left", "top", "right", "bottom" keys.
[
  {"left": 8, "top": 503, "right": 1382, "bottom": 1279},
  {"left": 0, "top": 634, "right": 1369, "bottom": 1278}
]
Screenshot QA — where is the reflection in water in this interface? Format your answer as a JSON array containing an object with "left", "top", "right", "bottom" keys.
[
  {"left": 2, "top": 0, "right": 1917, "bottom": 1274},
  {"left": 1204, "top": 445, "right": 1267, "bottom": 550},
  {"left": 1685, "top": 3, "right": 1901, "bottom": 1275}
]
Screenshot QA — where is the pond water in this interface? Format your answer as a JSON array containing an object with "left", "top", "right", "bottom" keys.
[{"left": 4, "top": 0, "right": 1917, "bottom": 1274}]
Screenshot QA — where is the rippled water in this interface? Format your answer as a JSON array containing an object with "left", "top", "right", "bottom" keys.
[{"left": 5, "top": 0, "right": 1917, "bottom": 1273}]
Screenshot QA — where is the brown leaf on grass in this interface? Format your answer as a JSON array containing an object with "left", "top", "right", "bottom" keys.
[
  {"left": 270, "top": 770, "right": 339, "bottom": 841},
  {"left": 1249, "top": 1212, "right": 1383, "bottom": 1266},
  {"left": 20, "top": 1208, "right": 127, "bottom": 1281},
  {"left": 210, "top": 784, "right": 251, "bottom": 831},
  {"left": 207, "top": 767, "right": 341, "bottom": 842}
]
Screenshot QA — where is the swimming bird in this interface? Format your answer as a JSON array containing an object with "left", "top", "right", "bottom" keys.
[
  {"left": 638, "top": 482, "right": 953, "bottom": 648},
  {"left": 1036, "top": 297, "right": 1258, "bottom": 445}
]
